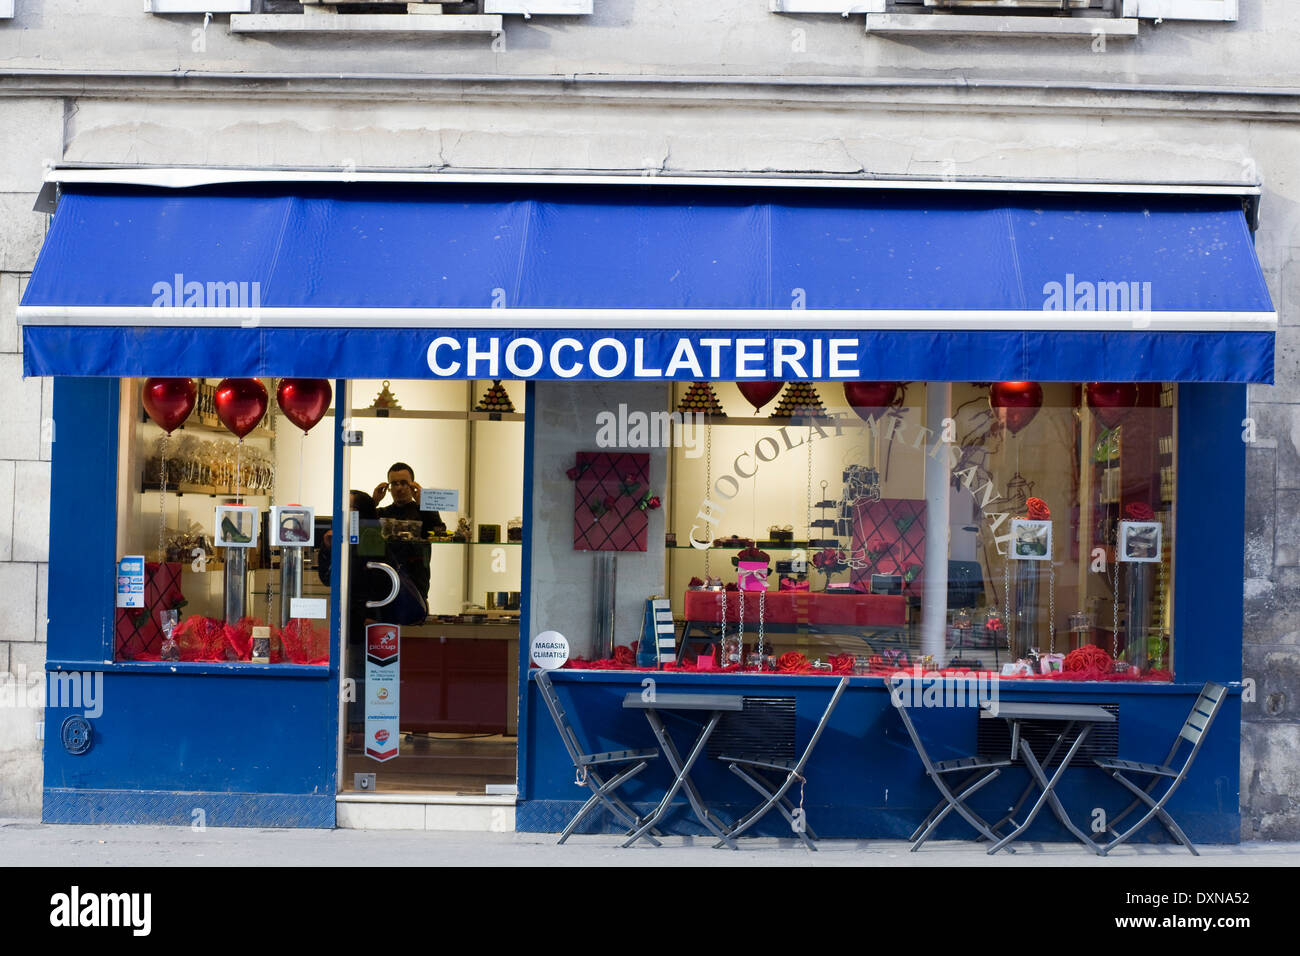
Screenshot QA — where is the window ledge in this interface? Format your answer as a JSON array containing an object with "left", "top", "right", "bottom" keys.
[
  {"left": 229, "top": 12, "right": 503, "bottom": 34},
  {"left": 47, "top": 659, "right": 332, "bottom": 678},
  {"left": 865, "top": 12, "right": 1139, "bottom": 38},
  {"left": 0, "top": 0, "right": 14, "bottom": 18}
]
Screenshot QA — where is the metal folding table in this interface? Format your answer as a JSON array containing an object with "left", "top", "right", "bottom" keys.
[
  {"left": 978, "top": 700, "right": 1116, "bottom": 855},
  {"left": 620, "top": 692, "right": 745, "bottom": 849}
]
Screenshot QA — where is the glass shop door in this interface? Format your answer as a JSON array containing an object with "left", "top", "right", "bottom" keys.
[{"left": 337, "top": 379, "right": 525, "bottom": 795}]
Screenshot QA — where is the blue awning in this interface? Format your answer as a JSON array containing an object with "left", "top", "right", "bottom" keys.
[{"left": 19, "top": 181, "right": 1276, "bottom": 382}]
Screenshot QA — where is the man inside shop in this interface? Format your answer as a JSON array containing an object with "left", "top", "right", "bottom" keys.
[{"left": 372, "top": 462, "right": 446, "bottom": 603}]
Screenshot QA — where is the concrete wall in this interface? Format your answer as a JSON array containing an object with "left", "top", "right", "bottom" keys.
[
  {"left": 0, "top": 0, "right": 1297, "bottom": 832},
  {"left": 0, "top": 101, "right": 57, "bottom": 818},
  {"left": 529, "top": 382, "right": 668, "bottom": 660},
  {"left": 0, "top": 0, "right": 1295, "bottom": 85}
]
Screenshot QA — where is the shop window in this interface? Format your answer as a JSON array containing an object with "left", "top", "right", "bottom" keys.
[
  {"left": 651, "top": 381, "right": 1176, "bottom": 682},
  {"left": 117, "top": 377, "right": 336, "bottom": 666}
]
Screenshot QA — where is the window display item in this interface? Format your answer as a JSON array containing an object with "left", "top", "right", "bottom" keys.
[
  {"left": 271, "top": 505, "right": 315, "bottom": 547},
  {"left": 251, "top": 625, "right": 271, "bottom": 664},
  {"left": 735, "top": 547, "right": 770, "bottom": 591},
  {"left": 848, "top": 497, "right": 927, "bottom": 593},
  {"left": 478, "top": 524, "right": 501, "bottom": 544},
  {"left": 475, "top": 380, "right": 516, "bottom": 414},
  {"left": 736, "top": 381, "right": 783, "bottom": 414},
  {"left": 508, "top": 517, "right": 523, "bottom": 542},
  {"left": 114, "top": 562, "right": 186, "bottom": 661},
  {"left": 770, "top": 382, "right": 827, "bottom": 419},
  {"left": 571, "top": 451, "right": 652, "bottom": 552},
  {"left": 676, "top": 382, "right": 725, "bottom": 417},
  {"left": 275, "top": 378, "right": 332, "bottom": 435},
  {"left": 636, "top": 597, "right": 675, "bottom": 668},
  {"left": 369, "top": 379, "right": 402, "bottom": 411},
  {"left": 215, "top": 505, "right": 259, "bottom": 548}
]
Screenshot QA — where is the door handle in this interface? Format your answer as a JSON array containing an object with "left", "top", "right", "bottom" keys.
[{"left": 365, "top": 561, "right": 400, "bottom": 609}]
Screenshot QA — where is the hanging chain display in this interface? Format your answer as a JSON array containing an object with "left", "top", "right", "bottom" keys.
[
  {"left": 158, "top": 432, "right": 169, "bottom": 563},
  {"left": 757, "top": 585, "right": 767, "bottom": 668},
  {"left": 1048, "top": 560, "right": 1056, "bottom": 654},
  {"left": 737, "top": 585, "right": 745, "bottom": 655},
  {"left": 704, "top": 427, "right": 713, "bottom": 580},
  {"left": 805, "top": 427, "right": 813, "bottom": 559},
  {"left": 718, "top": 576, "right": 728, "bottom": 657},
  {"left": 1004, "top": 557, "right": 1012, "bottom": 656},
  {"left": 1112, "top": 555, "right": 1121, "bottom": 659}
]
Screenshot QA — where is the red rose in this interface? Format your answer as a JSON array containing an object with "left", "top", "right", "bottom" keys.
[
  {"left": 1024, "top": 497, "right": 1051, "bottom": 521},
  {"left": 647, "top": 496, "right": 662, "bottom": 510},
  {"left": 565, "top": 466, "right": 581, "bottom": 481},
  {"left": 1124, "top": 502, "right": 1155, "bottom": 522},
  {"left": 777, "top": 652, "right": 808, "bottom": 673}
]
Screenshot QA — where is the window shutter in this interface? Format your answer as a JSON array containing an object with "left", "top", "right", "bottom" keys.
[
  {"left": 1122, "top": 0, "right": 1237, "bottom": 20},
  {"left": 482, "top": 0, "right": 592, "bottom": 13},
  {"left": 146, "top": 0, "right": 252, "bottom": 11},
  {"left": 771, "top": 0, "right": 884, "bottom": 11}
]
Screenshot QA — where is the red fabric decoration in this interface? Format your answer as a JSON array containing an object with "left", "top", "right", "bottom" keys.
[
  {"left": 989, "top": 381, "right": 1043, "bottom": 436},
  {"left": 174, "top": 615, "right": 228, "bottom": 661},
  {"left": 279, "top": 618, "right": 330, "bottom": 665}
]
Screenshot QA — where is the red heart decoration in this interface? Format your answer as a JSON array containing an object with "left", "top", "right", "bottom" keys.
[
  {"left": 214, "top": 378, "right": 268, "bottom": 439},
  {"left": 1086, "top": 382, "right": 1139, "bottom": 430},
  {"left": 276, "top": 378, "right": 333, "bottom": 435},
  {"left": 989, "top": 381, "right": 1043, "bottom": 436},
  {"left": 141, "top": 378, "right": 197, "bottom": 434},
  {"left": 736, "top": 382, "right": 784, "bottom": 414},
  {"left": 843, "top": 382, "right": 903, "bottom": 423}
]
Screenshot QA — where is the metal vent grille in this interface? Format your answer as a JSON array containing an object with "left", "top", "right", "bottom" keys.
[
  {"left": 707, "top": 697, "right": 796, "bottom": 762},
  {"left": 978, "top": 703, "right": 1119, "bottom": 767}
]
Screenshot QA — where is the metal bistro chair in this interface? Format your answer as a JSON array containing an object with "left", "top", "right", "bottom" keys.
[
  {"left": 893, "top": 695, "right": 1013, "bottom": 852},
  {"left": 533, "top": 670, "right": 664, "bottom": 846},
  {"left": 713, "top": 677, "right": 849, "bottom": 851},
  {"left": 1092, "top": 681, "right": 1229, "bottom": 856}
]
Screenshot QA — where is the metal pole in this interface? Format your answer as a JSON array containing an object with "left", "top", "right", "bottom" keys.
[
  {"left": 224, "top": 547, "right": 248, "bottom": 624},
  {"left": 922, "top": 383, "right": 951, "bottom": 664},
  {"left": 279, "top": 546, "right": 303, "bottom": 627},
  {"left": 592, "top": 551, "right": 617, "bottom": 661}
]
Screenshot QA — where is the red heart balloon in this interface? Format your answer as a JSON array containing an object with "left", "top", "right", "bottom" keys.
[
  {"left": 843, "top": 382, "right": 903, "bottom": 423},
  {"left": 214, "top": 378, "right": 269, "bottom": 439},
  {"left": 1086, "top": 382, "right": 1139, "bottom": 430},
  {"left": 276, "top": 378, "right": 333, "bottom": 435},
  {"left": 989, "top": 381, "right": 1043, "bottom": 436},
  {"left": 142, "top": 377, "right": 197, "bottom": 434},
  {"left": 737, "top": 382, "right": 784, "bottom": 414}
]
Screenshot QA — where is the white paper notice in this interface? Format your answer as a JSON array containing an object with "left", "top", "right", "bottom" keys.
[
  {"left": 420, "top": 488, "right": 460, "bottom": 512},
  {"left": 290, "top": 597, "right": 328, "bottom": 619}
]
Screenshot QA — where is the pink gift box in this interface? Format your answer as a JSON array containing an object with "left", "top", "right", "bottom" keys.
[{"left": 737, "top": 560, "right": 769, "bottom": 592}]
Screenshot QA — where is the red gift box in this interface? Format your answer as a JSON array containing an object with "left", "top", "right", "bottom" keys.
[{"left": 114, "top": 561, "right": 185, "bottom": 660}]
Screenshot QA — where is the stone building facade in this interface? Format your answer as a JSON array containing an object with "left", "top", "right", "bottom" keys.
[{"left": 0, "top": 0, "right": 1296, "bottom": 835}]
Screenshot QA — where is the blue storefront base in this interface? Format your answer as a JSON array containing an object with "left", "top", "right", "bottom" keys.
[
  {"left": 41, "top": 376, "right": 1248, "bottom": 837},
  {"left": 516, "top": 671, "right": 1241, "bottom": 844},
  {"left": 41, "top": 378, "right": 343, "bottom": 827}
]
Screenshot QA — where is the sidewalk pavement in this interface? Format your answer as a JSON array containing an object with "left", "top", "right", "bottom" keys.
[{"left": 4, "top": 818, "right": 1300, "bottom": 866}]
